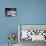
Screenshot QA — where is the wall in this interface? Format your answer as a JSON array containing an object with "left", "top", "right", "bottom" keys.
[{"left": 0, "top": 0, "right": 46, "bottom": 44}]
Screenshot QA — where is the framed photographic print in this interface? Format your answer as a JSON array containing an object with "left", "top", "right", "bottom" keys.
[
  {"left": 18, "top": 24, "right": 46, "bottom": 41},
  {"left": 5, "top": 8, "right": 16, "bottom": 17}
]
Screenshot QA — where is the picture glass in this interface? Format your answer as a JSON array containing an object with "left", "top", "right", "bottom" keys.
[
  {"left": 5, "top": 8, "right": 16, "bottom": 17},
  {"left": 18, "top": 24, "right": 46, "bottom": 41}
]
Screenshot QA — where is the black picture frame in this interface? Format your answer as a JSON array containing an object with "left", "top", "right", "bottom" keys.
[{"left": 5, "top": 8, "right": 16, "bottom": 17}]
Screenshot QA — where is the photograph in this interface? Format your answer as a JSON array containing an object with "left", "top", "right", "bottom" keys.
[
  {"left": 18, "top": 24, "right": 46, "bottom": 46},
  {"left": 5, "top": 8, "right": 16, "bottom": 17}
]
